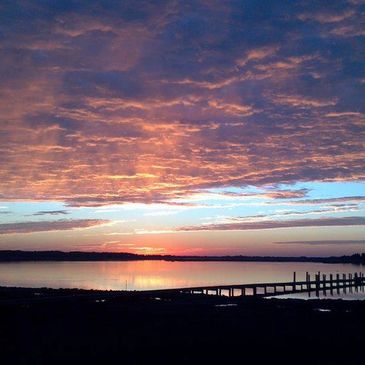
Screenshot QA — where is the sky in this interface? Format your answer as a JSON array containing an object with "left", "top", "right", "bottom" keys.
[{"left": 0, "top": 0, "right": 364, "bottom": 256}]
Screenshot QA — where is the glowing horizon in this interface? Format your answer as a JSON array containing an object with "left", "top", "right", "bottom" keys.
[{"left": 0, "top": 1, "right": 364, "bottom": 256}]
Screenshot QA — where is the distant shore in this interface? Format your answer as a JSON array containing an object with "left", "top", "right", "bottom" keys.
[{"left": 0, "top": 250, "right": 364, "bottom": 264}]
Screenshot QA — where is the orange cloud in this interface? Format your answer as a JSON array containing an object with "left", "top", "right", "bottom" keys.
[{"left": 0, "top": 0, "right": 364, "bottom": 208}]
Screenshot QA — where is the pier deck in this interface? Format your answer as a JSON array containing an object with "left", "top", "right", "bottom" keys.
[{"left": 144, "top": 271, "right": 365, "bottom": 298}]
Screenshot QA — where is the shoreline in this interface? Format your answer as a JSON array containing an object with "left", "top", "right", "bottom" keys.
[
  {"left": 0, "top": 284, "right": 364, "bottom": 304},
  {"left": 1, "top": 250, "right": 365, "bottom": 264}
]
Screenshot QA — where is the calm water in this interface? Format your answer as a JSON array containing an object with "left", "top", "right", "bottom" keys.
[{"left": 0, "top": 261, "right": 364, "bottom": 299}]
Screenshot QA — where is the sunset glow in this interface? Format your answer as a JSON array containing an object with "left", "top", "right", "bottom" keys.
[{"left": 0, "top": 1, "right": 364, "bottom": 255}]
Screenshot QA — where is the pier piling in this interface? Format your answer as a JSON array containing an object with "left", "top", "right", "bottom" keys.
[{"left": 174, "top": 271, "right": 364, "bottom": 299}]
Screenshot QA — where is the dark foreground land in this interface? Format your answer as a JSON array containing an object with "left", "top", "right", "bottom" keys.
[{"left": 0, "top": 287, "right": 364, "bottom": 365}]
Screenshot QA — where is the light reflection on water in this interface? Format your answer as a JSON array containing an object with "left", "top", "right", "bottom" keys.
[{"left": 0, "top": 260, "right": 364, "bottom": 299}]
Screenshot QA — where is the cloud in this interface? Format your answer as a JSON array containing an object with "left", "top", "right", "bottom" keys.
[
  {"left": 0, "top": 219, "right": 110, "bottom": 235},
  {"left": 275, "top": 240, "right": 365, "bottom": 245},
  {"left": 131, "top": 246, "right": 165, "bottom": 253},
  {"left": 177, "top": 216, "right": 365, "bottom": 232},
  {"left": 236, "top": 46, "right": 278, "bottom": 67},
  {"left": 264, "top": 189, "right": 310, "bottom": 200},
  {"left": 0, "top": 1, "right": 364, "bottom": 207},
  {"left": 198, "top": 204, "right": 360, "bottom": 226},
  {"left": 278, "top": 205, "right": 359, "bottom": 216},
  {"left": 288, "top": 196, "right": 365, "bottom": 205},
  {"left": 271, "top": 94, "right": 337, "bottom": 108},
  {"left": 31, "top": 210, "right": 70, "bottom": 216},
  {"left": 298, "top": 10, "right": 355, "bottom": 24}
]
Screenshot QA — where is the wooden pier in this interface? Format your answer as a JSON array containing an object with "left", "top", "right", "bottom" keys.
[{"left": 147, "top": 272, "right": 365, "bottom": 298}]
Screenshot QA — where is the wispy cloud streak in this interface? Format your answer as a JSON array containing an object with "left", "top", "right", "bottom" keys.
[
  {"left": 275, "top": 240, "right": 365, "bottom": 245},
  {"left": 177, "top": 217, "right": 365, "bottom": 232},
  {"left": 0, "top": 219, "right": 110, "bottom": 235},
  {"left": 31, "top": 210, "right": 70, "bottom": 216}
]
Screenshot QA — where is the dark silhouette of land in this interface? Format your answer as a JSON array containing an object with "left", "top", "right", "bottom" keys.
[
  {"left": 1, "top": 250, "right": 365, "bottom": 264},
  {"left": 0, "top": 286, "right": 364, "bottom": 365}
]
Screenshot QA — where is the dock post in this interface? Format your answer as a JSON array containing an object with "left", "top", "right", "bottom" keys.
[
  {"left": 253, "top": 287, "right": 257, "bottom": 296},
  {"left": 330, "top": 274, "right": 333, "bottom": 295},
  {"left": 343, "top": 274, "right": 347, "bottom": 294},
  {"left": 307, "top": 273, "right": 311, "bottom": 290},
  {"left": 315, "top": 274, "right": 320, "bottom": 296},
  {"left": 293, "top": 272, "right": 296, "bottom": 291},
  {"left": 359, "top": 273, "right": 362, "bottom": 292},
  {"left": 349, "top": 274, "right": 354, "bottom": 293},
  {"left": 349, "top": 274, "right": 352, "bottom": 293},
  {"left": 322, "top": 274, "right": 327, "bottom": 295},
  {"left": 241, "top": 288, "right": 245, "bottom": 296}
]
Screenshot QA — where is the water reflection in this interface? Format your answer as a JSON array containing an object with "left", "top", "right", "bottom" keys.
[{"left": 0, "top": 261, "right": 363, "bottom": 297}]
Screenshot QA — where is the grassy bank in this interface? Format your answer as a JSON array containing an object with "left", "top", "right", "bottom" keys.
[{"left": 0, "top": 287, "right": 364, "bottom": 364}]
